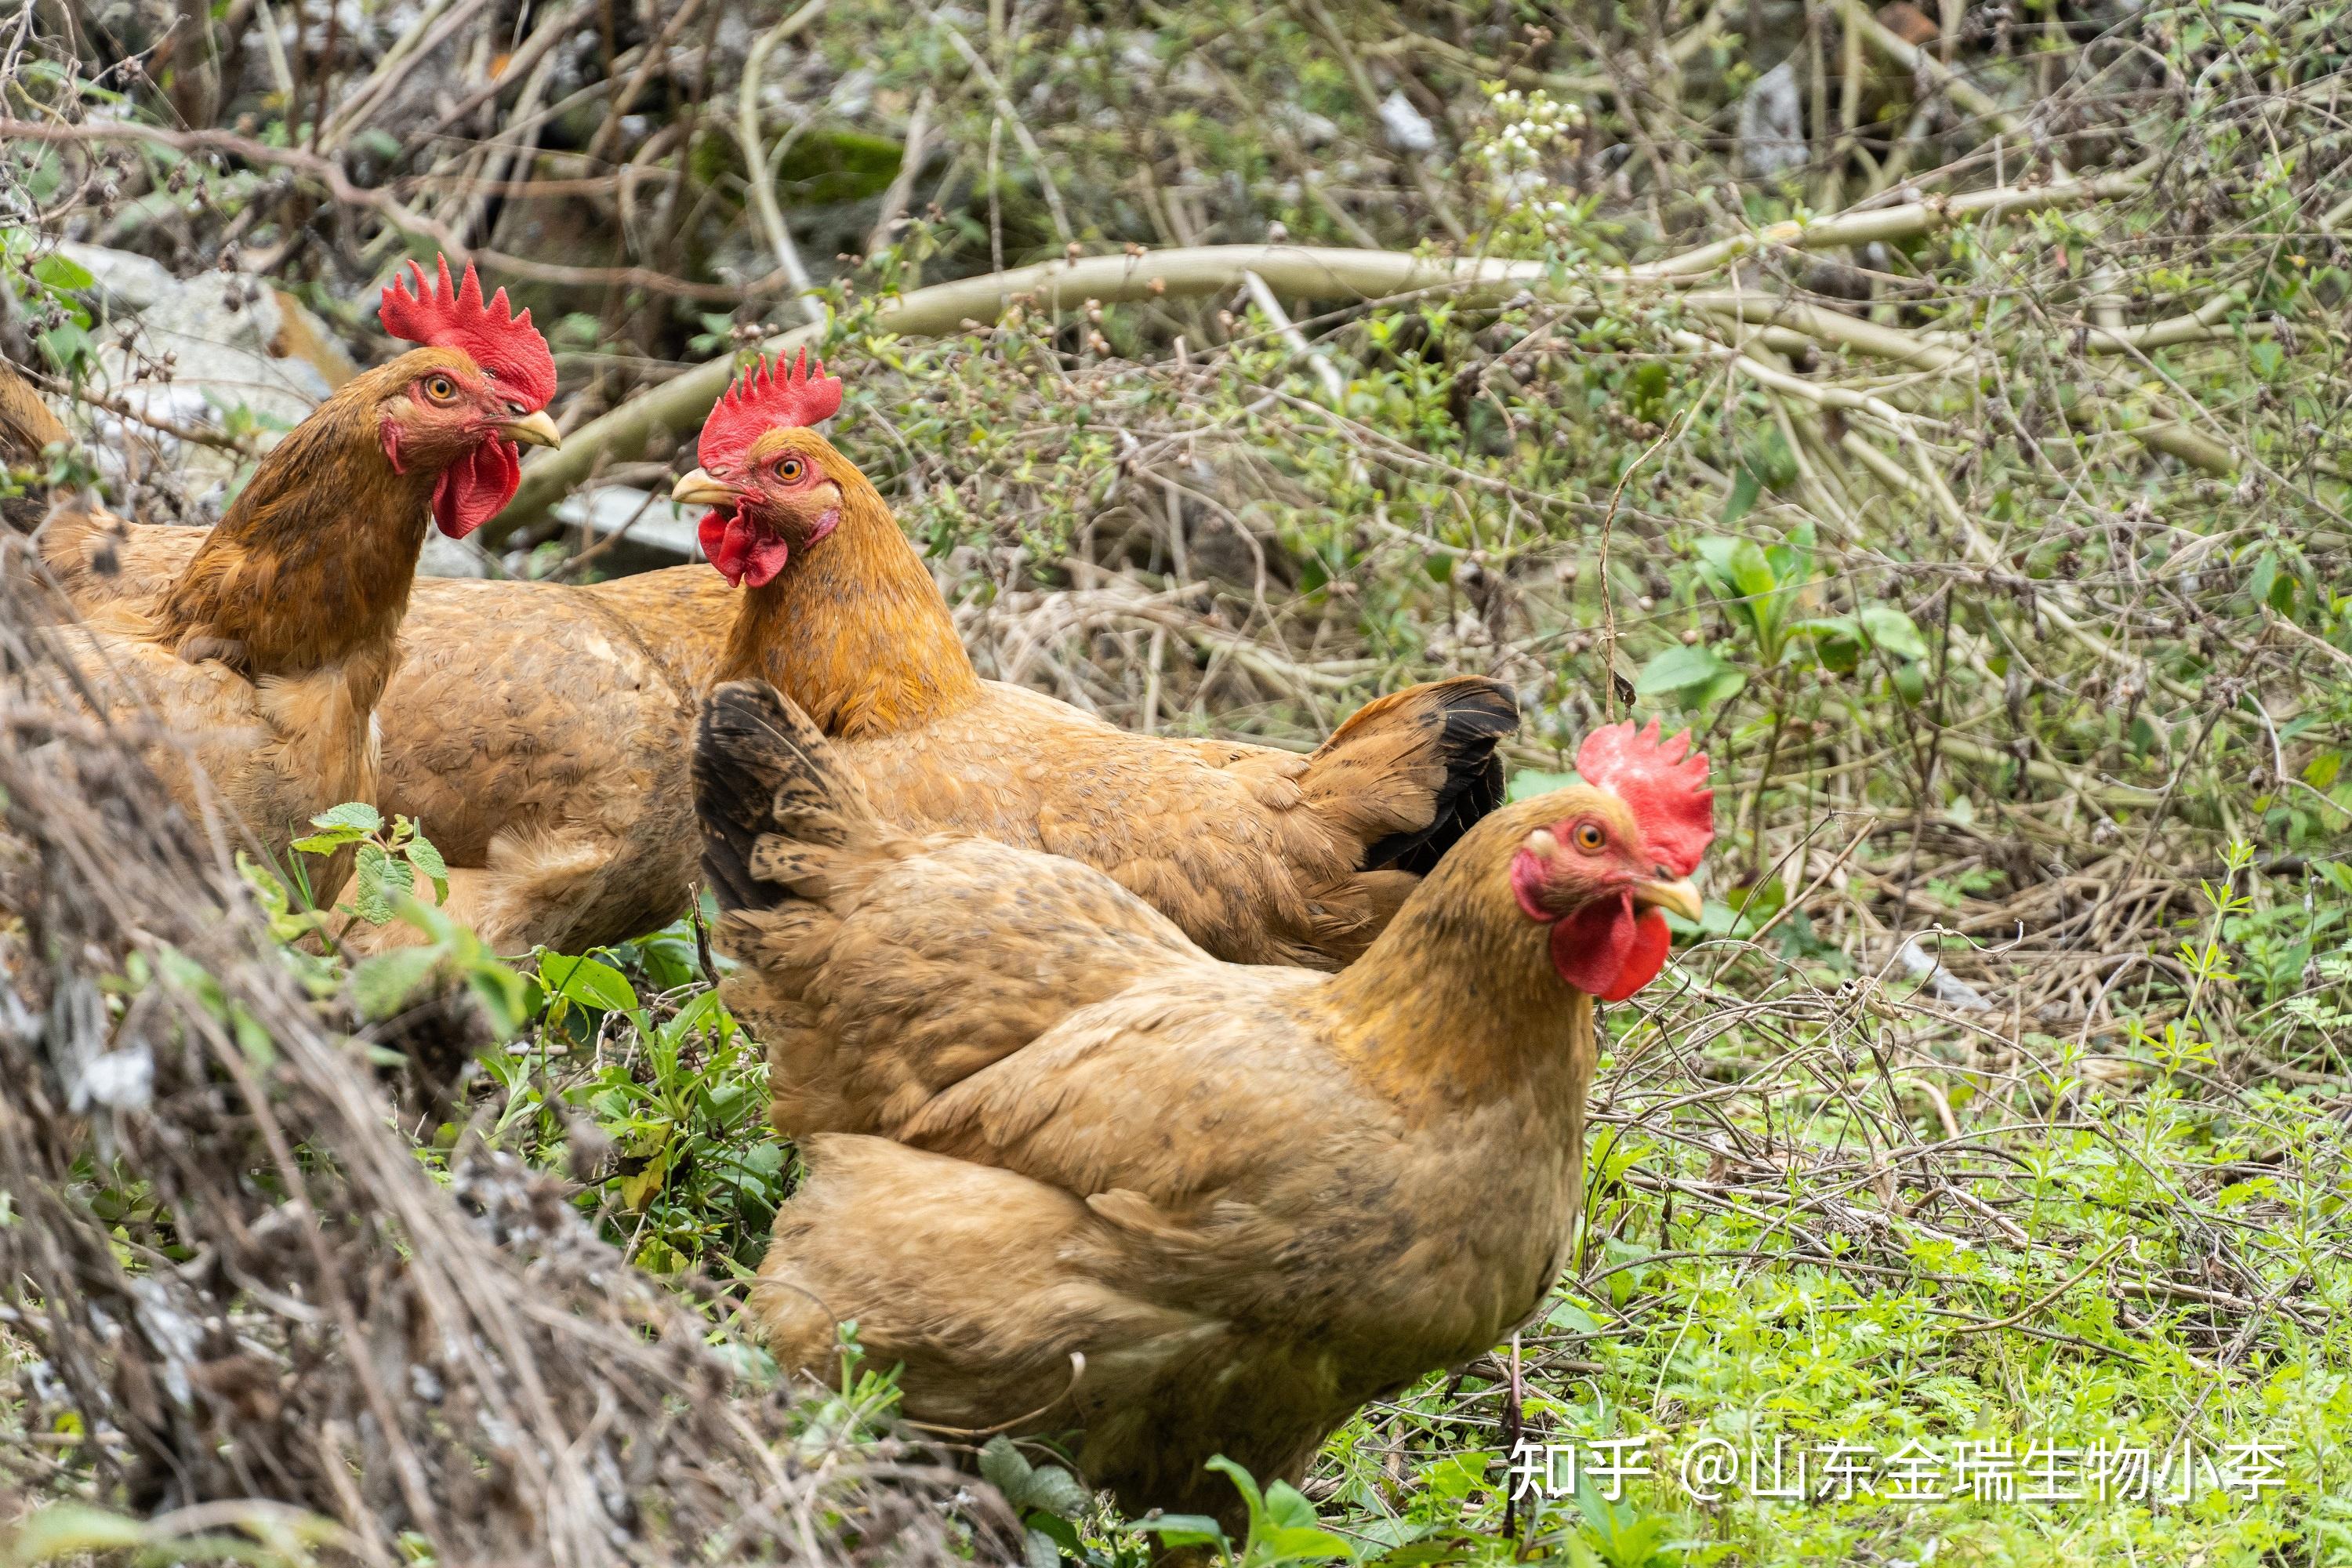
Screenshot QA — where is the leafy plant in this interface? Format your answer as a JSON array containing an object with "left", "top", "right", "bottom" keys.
[{"left": 290, "top": 802, "right": 449, "bottom": 925}]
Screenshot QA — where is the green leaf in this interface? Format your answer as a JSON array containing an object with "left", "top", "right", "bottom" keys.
[
  {"left": 310, "top": 800, "right": 383, "bottom": 834},
  {"left": 31, "top": 252, "right": 96, "bottom": 292},
  {"left": 1131, "top": 1514, "right": 1227, "bottom": 1548},
  {"left": 1791, "top": 614, "right": 1860, "bottom": 672},
  {"left": 1858, "top": 604, "right": 1929, "bottom": 661},
  {"left": 1719, "top": 465, "right": 1761, "bottom": 524},
  {"left": 350, "top": 947, "right": 439, "bottom": 1020},
  {"left": 351, "top": 843, "right": 397, "bottom": 924},
  {"left": 1633, "top": 643, "right": 1732, "bottom": 696},
  {"left": 1263, "top": 1480, "right": 1323, "bottom": 1532},
  {"left": 1205, "top": 1454, "right": 1268, "bottom": 1525},
  {"left": 978, "top": 1436, "right": 1034, "bottom": 1503},
  {"left": 37, "top": 321, "right": 92, "bottom": 372},
  {"left": 2245, "top": 550, "right": 2277, "bottom": 608},
  {"left": 538, "top": 953, "right": 638, "bottom": 1014},
  {"left": 405, "top": 829, "right": 450, "bottom": 903},
  {"left": 1024, "top": 1464, "right": 1092, "bottom": 1519}
]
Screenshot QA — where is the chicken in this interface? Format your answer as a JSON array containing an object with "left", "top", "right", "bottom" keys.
[
  {"left": 15, "top": 350, "right": 1513, "bottom": 964},
  {"left": 666, "top": 353, "right": 1519, "bottom": 967},
  {"left": 692, "top": 681, "right": 1715, "bottom": 1527},
  {"left": 16, "top": 257, "right": 562, "bottom": 882},
  {"left": 5, "top": 285, "right": 700, "bottom": 956}
]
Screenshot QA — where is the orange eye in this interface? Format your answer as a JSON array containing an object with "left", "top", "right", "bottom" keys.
[
  {"left": 423, "top": 374, "right": 458, "bottom": 403},
  {"left": 776, "top": 457, "right": 806, "bottom": 482},
  {"left": 1573, "top": 822, "right": 1606, "bottom": 852}
]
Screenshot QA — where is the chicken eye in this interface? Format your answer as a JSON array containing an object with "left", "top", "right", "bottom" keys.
[
  {"left": 776, "top": 457, "right": 806, "bottom": 482},
  {"left": 506, "top": 400, "right": 529, "bottom": 416},
  {"left": 1573, "top": 822, "right": 1606, "bottom": 852},
  {"left": 423, "top": 374, "right": 458, "bottom": 403}
]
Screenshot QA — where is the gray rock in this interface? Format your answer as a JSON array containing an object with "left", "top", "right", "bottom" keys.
[
  {"left": 56, "top": 241, "right": 354, "bottom": 505},
  {"left": 1378, "top": 89, "right": 1437, "bottom": 154},
  {"left": 1737, "top": 60, "right": 1808, "bottom": 180},
  {"left": 419, "top": 532, "right": 496, "bottom": 579},
  {"left": 554, "top": 484, "right": 707, "bottom": 559}
]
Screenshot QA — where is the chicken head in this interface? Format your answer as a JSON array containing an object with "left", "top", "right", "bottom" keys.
[
  {"left": 671, "top": 350, "right": 848, "bottom": 587},
  {"left": 374, "top": 255, "right": 561, "bottom": 538},
  {"left": 1508, "top": 718, "right": 1712, "bottom": 1001}
]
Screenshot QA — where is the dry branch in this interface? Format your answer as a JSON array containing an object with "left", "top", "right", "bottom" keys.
[{"left": 493, "top": 172, "right": 2166, "bottom": 536}]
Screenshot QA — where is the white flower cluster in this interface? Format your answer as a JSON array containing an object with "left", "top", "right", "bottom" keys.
[{"left": 1477, "top": 88, "right": 1586, "bottom": 172}]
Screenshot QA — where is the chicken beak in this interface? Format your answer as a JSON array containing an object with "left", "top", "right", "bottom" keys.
[
  {"left": 671, "top": 467, "right": 739, "bottom": 508},
  {"left": 500, "top": 410, "right": 564, "bottom": 449},
  {"left": 1631, "top": 877, "right": 1704, "bottom": 923}
]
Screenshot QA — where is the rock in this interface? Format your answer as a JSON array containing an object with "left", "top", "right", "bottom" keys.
[
  {"left": 419, "top": 532, "right": 496, "bottom": 579},
  {"left": 1896, "top": 935, "right": 1993, "bottom": 1011},
  {"left": 1737, "top": 60, "right": 1807, "bottom": 181},
  {"left": 1377, "top": 89, "right": 1437, "bottom": 154},
  {"left": 553, "top": 484, "right": 707, "bottom": 559},
  {"left": 56, "top": 241, "right": 357, "bottom": 506}
]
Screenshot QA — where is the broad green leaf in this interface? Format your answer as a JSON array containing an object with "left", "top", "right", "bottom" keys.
[
  {"left": 1131, "top": 1514, "right": 1226, "bottom": 1548},
  {"left": 405, "top": 829, "right": 451, "bottom": 903},
  {"left": 1858, "top": 604, "right": 1929, "bottom": 661},
  {"left": 1719, "top": 465, "right": 1761, "bottom": 524},
  {"left": 310, "top": 800, "right": 383, "bottom": 834},
  {"left": 1023, "top": 1464, "right": 1093, "bottom": 1518},
  {"left": 978, "top": 1435, "right": 1033, "bottom": 1501},
  {"left": 351, "top": 842, "right": 397, "bottom": 924},
  {"left": 538, "top": 953, "right": 638, "bottom": 1014},
  {"left": 1633, "top": 643, "right": 1731, "bottom": 696},
  {"left": 31, "top": 252, "right": 96, "bottom": 292}
]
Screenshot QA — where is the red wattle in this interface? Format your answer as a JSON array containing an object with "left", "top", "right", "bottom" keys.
[
  {"left": 430, "top": 437, "right": 521, "bottom": 538},
  {"left": 699, "top": 506, "right": 791, "bottom": 588},
  {"left": 1548, "top": 894, "right": 1672, "bottom": 1001}
]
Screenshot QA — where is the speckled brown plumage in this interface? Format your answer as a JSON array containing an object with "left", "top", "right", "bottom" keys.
[
  {"left": 20, "top": 422, "right": 1515, "bottom": 964},
  {"left": 693, "top": 681, "right": 1710, "bottom": 1529},
  {"left": 25, "top": 509, "right": 705, "bottom": 955},
  {"left": 22, "top": 350, "right": 477, "bottom": 877},
  {"left": 694, "top": 428, "right": 1520, "bottom": 967}
]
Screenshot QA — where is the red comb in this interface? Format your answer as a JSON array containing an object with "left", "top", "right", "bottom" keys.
[
  {"left": 1577, "top": 718, "right": 1714, "bottom": 877},
  {"left": 699, "top": 350, "right": 844, "bottom": 477},
  {"left": 379, "top": 255, "right": 556, "bottom": 412}
]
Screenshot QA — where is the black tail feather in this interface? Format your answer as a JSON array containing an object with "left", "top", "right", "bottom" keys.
[
  {"left": 693, "top": 680, "right": 866, "bottom": 913},
  {"left": 1359, "top": 677, "right": 1518, "bottom": 877}
]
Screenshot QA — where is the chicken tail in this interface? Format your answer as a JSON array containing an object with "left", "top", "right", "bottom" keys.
[
  {"left": 694, "top": 678, "right": 886, "bottom": 913},
  {"left": 0, "top": 358, "right": 71, "bottom": 533},
  {"left": 1301, "top": 674, "right": 1519, "bottom": 876}
]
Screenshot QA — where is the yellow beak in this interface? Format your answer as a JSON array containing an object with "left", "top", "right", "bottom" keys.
[
  {"left": 671, "top": 467, "right": 738, "bottom": 508},
  {"left": 500, "top": 410, "right": 563, "bottom": 449},
  {"left": 1632, "top": 878, "right": 1704, "bottom": 923}
]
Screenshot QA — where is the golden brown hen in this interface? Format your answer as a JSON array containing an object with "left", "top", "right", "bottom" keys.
[
  {"left": 20, "top": 351, "right": 1514, "bottom": 964},
  {"left": 668, "top": 354, "right": 1519, "bottom": 967},
  {"left": 6, "top": 285, "right": 696, "bottom": 956},
  {"left": 17, "top": 259, "right": 562, "bottom": 879},
  {"left": 692, "top": 681, "right": 1715, "bottom": 1527}
]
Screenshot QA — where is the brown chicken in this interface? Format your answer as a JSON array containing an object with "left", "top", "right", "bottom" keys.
[
  {"left": 693, "top": 681, "right": 1715, "bottom": 1526},
  {"left": 666, "top": 354, "right": 1519, "bottom": 967},
  {"left": 16, "top": 258, "right": 562, "bottom": 879},
  {"left": 19, "top": 351, "right": 1513, "bottom": 964},
  {"left": 5, "top": 299, "right": 699, "bottom": 956}
]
